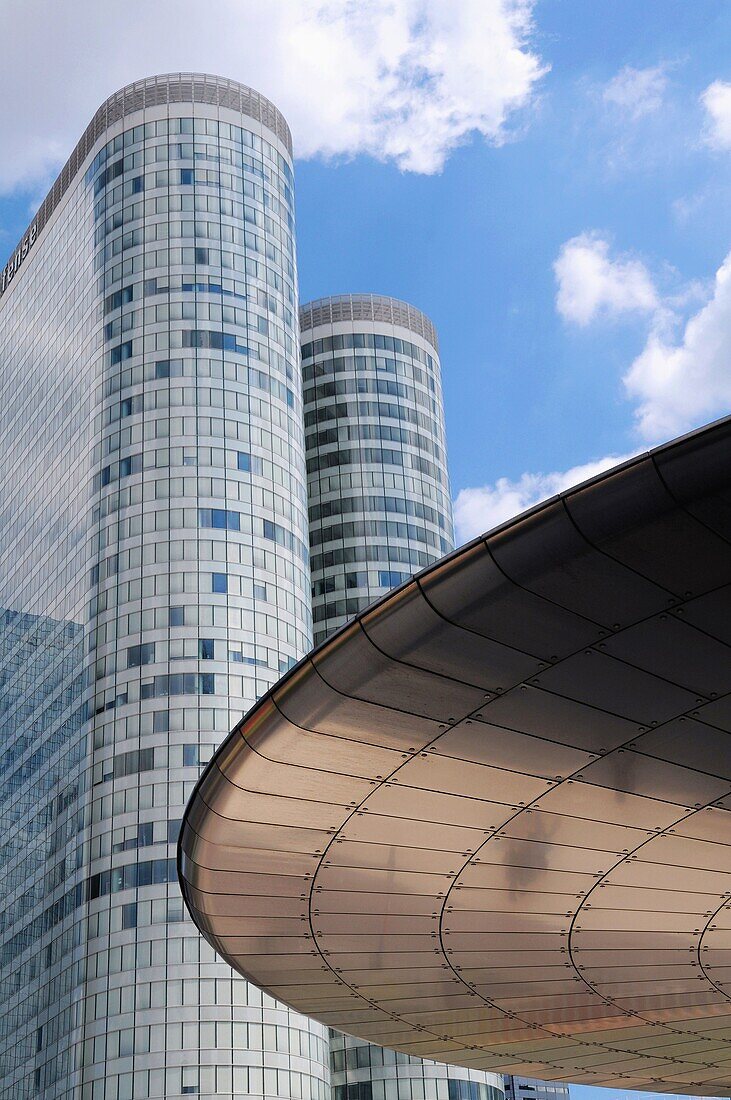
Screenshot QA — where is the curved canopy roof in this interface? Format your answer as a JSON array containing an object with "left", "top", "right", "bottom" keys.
[{"left": 180, "top": 416, "right": 731, "bottom": 1095}]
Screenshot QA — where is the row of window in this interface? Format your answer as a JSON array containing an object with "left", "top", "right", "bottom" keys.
[
  {"left": 122, "top": 275, "right": 291, "bottom": 333},
  {"left": 105, "top": 273, "right": 243, "bottom": 313},
  {"left": 48, "top": 1064, "right": 329, "bottom": 1100},
  {"left": 308, "top": 422, "right": 445, "bottom": 465},
  {"left": 302, "top": 332, "right": 436, "bottom": 371},
  {"left": 307, "top": 446, "right": 447, "bottom": 490},
  {"left": 309, "top": 493, "right": 450, "bottom": 532},
  {"left": 87, "top": 857, "right": 177, "bottom": 900},
  {"left": 95, "top": 173, "right": 294, "bottom": 235},
  {"left": 93, "top": 167, "right": 292, "bottom": 248},
  {"left": 97, "top": 215, "right": 294, "bottom": 282},
  {"left": 303, "top": 352, "right": 437, "bottom": 397},
  {"left": 87, "top": 111, "right": 292, "bottom": 177},
  {"left": 304, "top": 399, "right": 440, "bottom": 437},
  {"left": 311, "top": 542, "right": 432, "bottom": 574},
  {"left": 332, "top": 1084, "right": 503, "bottom": 1100},
  {"left": 92, "top": 136, "right": 291, "bottom": 204},
  {"left": 198, "top": 508, "right": 309, "bottom": 564},
  {"left": 313, "top": 569, "right": 409, "bottom": 596},
  {"left": 310, "top": 517, "right": 451, "bottom": 555},
  {"left": 95, "top": 191, "right": 273, "bottom": 245},
  {"left": 304, "top": 374, "right": 413, "bottom": 403},
  {"left": 95, "top": 449, "right": 264, "bottom": 492},
  {"left": 106, "top": 358, "right": 296, "bottom": 415},
  {"left": 125, "top": 635, "right": 269, "bottom": 666},
  {"left": 312, "top": 597, "right": 367, "bottom": 624}
]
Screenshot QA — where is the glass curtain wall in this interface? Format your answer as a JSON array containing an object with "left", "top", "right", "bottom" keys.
[{"left": 0, "top": 74, "right": 328, "bottom": 1100}]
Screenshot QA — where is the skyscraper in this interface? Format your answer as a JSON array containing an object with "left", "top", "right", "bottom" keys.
[
  {"left": 0, "top": 73, "right": 329, "bottom": 1100},
  {"left": 300, "top": 294, "right": 454, "bottom": 647}
]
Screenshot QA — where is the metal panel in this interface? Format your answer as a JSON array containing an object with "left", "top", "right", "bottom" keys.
[{"left": 181, "top": 415, "right": 731, "bottom": 1095}]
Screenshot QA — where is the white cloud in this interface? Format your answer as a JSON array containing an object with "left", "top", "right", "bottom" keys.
[
  {"left": 602, "top": 64, "right": 668, "bottom": 119},
  {"left": 701, "top": 79, "right": 731, "bottom": 150},
  {"left": 554, "top": 233, "right": 659, "bottom": 326},
  {"left": 453, "top": 452, "right": 638, "bottom": 544},
  {"left": 623, "top": 250, "right": 731, "bottom": 440},
  {"left": 0, "top": 0, "right": 546, "bottom": 193}
]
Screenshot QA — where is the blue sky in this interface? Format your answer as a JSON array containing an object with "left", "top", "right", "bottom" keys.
[
  {"left": 1, "top": 3, "right": 731, "bottom": 1099},
  {"left": 295, "top": 0, "right": 731, "bottom": 540}
]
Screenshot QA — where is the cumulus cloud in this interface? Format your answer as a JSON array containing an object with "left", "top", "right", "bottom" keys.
[
  {"left": 701, "top": 79, "right": 731, "bottom": 150},
  {"left": 554, "top": 232, "right": 659, "bottom": 326},
  {"left": 623, "top": 251, "right": 731, "bottom": 440},
  {"left": 453, "top": 451, "right": 638, "bottom": 544},
  {"left": 602, "top": 64, "right": 668, "bottom": 119},
  {"left": 0, "top": 0, "right": 546, "bottom": 192}
]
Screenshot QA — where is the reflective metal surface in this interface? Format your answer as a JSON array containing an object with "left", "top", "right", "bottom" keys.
[{"left": 180, "top": 415, "right": 731, "bottom": 1094}]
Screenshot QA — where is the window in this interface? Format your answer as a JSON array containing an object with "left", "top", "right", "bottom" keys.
[
  {"left": 153, "top": 710, "right": 169, "bottom": 733},
  {"left": 212, "top": 572, "right": 227, "bottom": 593},
  {"left": 237, "top": 451, "right": 263, "bottom": 474},
  {"left": 198, "top": 638, "right": 215, "bottom": 660},
  {"left": 127, "top": 642, "right": 155, "bottom": 667},
  {"left": 199, "top": 507, "right": 240, "bottom": 531},
  {"left": 140, "top": 673, "right": 217, "bottom": 699},
  {"left": 169, "top": 606, "right": 185, "bottom": 626},
  {"left": 183, "top": 745, "right": 199, "bottom": 767},
  {"left": 110, "top": 340, "right": 133, "bottom": 365},
  {"left": 112, "top": 747, "right": 154, "bottom": 779},
  {"left": 253, "top": 583, "right": 266, "bottom": 600},
  {"left": 379, "top": 570, "right": 409, "bottom": 588},
  {"left": 122, "top": 903, "right": 137, "bottom": 929}
]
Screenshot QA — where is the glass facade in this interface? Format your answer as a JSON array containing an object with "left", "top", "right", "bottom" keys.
[
  {"left": 300, "top": 294, "right": 454, "bottom": 647},
  {"left": 503, "top": 1079, "right": 570, "bottom": 1100},
  {"left": 329, "top": 1032, "right": 506, "bottom": 1100},
  {"left": 0, "top": 74, "right": 327, "bottom": 1100}
]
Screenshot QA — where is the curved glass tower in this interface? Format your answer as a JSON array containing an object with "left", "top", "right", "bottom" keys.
[
  {"left": 0, "top": 74, "right": 327, "bottom": 1100},
  {"left": 300, "top": 294, "right": 454, "bottom": 646}
]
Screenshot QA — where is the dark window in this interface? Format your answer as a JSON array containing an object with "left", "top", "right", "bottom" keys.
[
  {"left": 212, "top": 572, "right": 227, "bottom": 593},
  {"left": 127, "top": 642, "right": 155, "bottom": 667},
  {"left": 169, "top": 606, "right": 185, "bottom": 626},
  {"left": 198, "top": 638, "right": 215, "bottom": 660},
  {"left": 183, "top": 745, "right": 199, "bottom": 767},
  {"left": 110, "top": 340, "right": 132, "bottom": 365},
  {"left": 153, "top": 710, "right": 169, "bottom": 733},
  {"left": 122, "top": 903, "right": 137, "bottom": 929}
]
